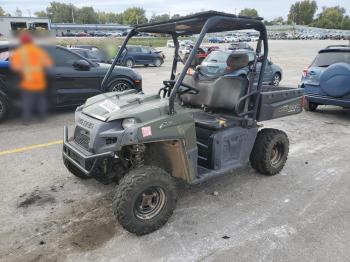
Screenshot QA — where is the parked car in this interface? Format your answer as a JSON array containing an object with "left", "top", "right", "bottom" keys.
[
  {"left": 0, "top": 44, "right": 142, "bottom": 121},
  {"left": 69, "top": 47, "right": 110, "bottom": 64},
  {"left": 166, "top": 40, "right": 175, "bottom": 48},
  {"left": 183, "top": 45, "right": 220, "bottom": 67},
  {"left": 300, "top": 45, "right": 350, "bottom": 111},
  {"left": 109, "top": 31, "right": 123, "bottom": 37},
  {"left": 118, "top": 45, "right": 164, "bottom": 67},
  {"left": 208, "top": 37, "right": 225, "bottom": 43},
  {"left": 228, "top": 42, "right": 254, "bottom": 51},
  {"left": 199, "top": 49, "right": 282, "bottom": 86}
]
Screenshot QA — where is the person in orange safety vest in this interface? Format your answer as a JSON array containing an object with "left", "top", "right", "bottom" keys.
[{"left": 10, "top": 31, "right": 53, "bottom": 124}]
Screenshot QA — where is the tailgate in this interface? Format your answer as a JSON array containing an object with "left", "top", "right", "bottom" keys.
[{"left": 257, "top": 85, "right": 303, "bottom": 121}]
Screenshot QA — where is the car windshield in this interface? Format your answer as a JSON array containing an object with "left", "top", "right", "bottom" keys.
[
  {"left": 312, "top": 51, "right": 350, "bottom": 67},
  {"left": 204, "top": 51, "right": 230, "bottom": 63}
]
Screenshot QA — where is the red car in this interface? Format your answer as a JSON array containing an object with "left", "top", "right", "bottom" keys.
[{"left": 184, "top": 45, "right": 219, "bottom": 66}]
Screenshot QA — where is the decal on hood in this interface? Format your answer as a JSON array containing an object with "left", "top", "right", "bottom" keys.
[{"left": 99, "top": 100, "right": 120, "bottom": 113}]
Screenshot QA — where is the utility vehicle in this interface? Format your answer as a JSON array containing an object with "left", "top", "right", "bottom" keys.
[{"left": 62, "top": 11, "right": 303, "bottom": 235}]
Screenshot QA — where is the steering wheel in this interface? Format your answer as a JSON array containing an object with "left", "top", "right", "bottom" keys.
[{"left": 159, "top": 80, "right": 199, "bottom": 97}]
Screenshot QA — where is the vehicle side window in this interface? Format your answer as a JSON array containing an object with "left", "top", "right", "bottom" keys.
[
  {"left": 248, "top": 53, "right": 255, "bottom": 62},
  {"left": 0, "top": 50, "right": 10, "bottom": 61},
  {"left": 53, "top": 48, "right": 82, "bottom": 66},
  {"left": 141, "top": 47, "right": 150, "bottom": 53}
]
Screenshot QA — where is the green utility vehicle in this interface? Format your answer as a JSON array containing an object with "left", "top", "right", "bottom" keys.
[{"left": 63, "top": 11, "right": 303, "bottom": 235}]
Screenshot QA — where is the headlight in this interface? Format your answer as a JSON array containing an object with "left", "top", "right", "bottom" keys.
[
  {"left": 122, "top": 118, "right": 137, "bottom": 129},
  {"left": 76, "top": 103, "right": 85, "bottom": 112}
]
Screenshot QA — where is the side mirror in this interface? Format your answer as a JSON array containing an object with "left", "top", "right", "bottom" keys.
[{"left": 73, "top": 59, "right": 90, "bottom": 70}]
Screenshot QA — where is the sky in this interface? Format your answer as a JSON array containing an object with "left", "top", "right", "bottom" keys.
[{"left": 1, "top": 0, "right": 349, "bottom": 20}]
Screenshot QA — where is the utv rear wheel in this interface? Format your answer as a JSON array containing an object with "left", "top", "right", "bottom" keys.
[
  {"left": 63, "top": 159, "right": 90, "bottom": 179},
  {"left": 113, "top": 166, "right": 177, "bottom": 235},
  {"left": 250, "top": 128, "right": 289, "bottom": 176},
  {"left": 271, "top": 73, "right": 281, "bottom": 86}
]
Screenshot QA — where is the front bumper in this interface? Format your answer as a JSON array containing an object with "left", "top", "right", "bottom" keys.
[{"left": 62, "top": 126, "right": 113, "bottom": 176}]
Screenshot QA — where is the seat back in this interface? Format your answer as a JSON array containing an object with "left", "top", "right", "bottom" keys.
[{"left": 181, "top": 53, "right": 249, "bottom": 114}]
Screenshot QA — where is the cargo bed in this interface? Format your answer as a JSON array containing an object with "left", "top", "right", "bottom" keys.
[{"left": 257, "top": 85, "right": 303, "bottom": 121}]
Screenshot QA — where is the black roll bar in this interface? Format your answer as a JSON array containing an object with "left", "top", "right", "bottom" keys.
[{"left": 101, "top": 29, "right": 137, "bottom": 91}]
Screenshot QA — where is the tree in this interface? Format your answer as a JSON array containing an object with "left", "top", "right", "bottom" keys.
[
  {"left": 122, "top": 7, "right": 147, "bottom": 25},
  {"left": 239, "top": 8, "right": 258, "bottom": 17},
  {"left": 312, "top": 6, "right": 349, "bottom": 29},
  {"left": 272, "top": 16, "right": 285, "bottom": 25},
  {"left": 15, "top": 8, "right": 22, "bottom": 17},
  {"left": 0, "top": 6, "right": 5, "bottom": 16},
  {"left": 46, "top": 2, "right": 76, "bottom": 23},
  {"left": 35, "top": 11, "right": 48, "bottom": 18},
  {"left": 76, "top": 6, "right": 97, "bottom": 24},
  {"left": 171, "top": 14, "right": 181, "bottom": 19},
  {"left": 288, "top": 0, "right": 317, "bottom": 25},
  {"left": 149, "top": 13, "right": 170, "bottom": 23}
]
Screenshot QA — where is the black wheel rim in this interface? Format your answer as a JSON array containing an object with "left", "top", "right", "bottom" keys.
[
  {"left": 272, "top": 75, "right": 280, "bottom": 86},
  {"left": 134, "top": 186, "right": 166, "bottom": 220},
  {"left": 111, "top": 82, "right": 129, "bottom": 92},
  {"left": 270, "top": 142, "right": 284, "bottom": 167}
]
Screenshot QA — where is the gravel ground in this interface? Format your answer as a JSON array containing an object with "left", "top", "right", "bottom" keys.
[{"left": 0, "top": 40, "right": 349, "bottom": 262}]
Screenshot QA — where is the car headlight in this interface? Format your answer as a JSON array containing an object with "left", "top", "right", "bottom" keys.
[{"left": 122, "top": 118, "right": 137, "bottom": 129}]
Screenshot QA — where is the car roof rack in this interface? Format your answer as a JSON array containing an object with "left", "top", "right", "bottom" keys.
[{"left": 135, "top": 10, "right": 264, "bottom": 36}]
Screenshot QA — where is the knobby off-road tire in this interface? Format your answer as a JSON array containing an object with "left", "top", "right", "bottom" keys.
[
  {"left": 113, "top": 166, "right": 177, "bottom": 235},
  {"left": 250, "top": 128, "right": 289, "bottom": 176},
  {"left": 63, "top": 159, "right": 90, "bottom": 179}
]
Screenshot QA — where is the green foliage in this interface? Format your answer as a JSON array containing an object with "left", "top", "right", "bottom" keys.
[
  {"left": 46, "top": 2, "right": 76, "bottom": 23},
  {"left": 312, "top": 6, "right": 350, "bottom": 30},
  {"left": 239, "top": 8, "right": 258, "bottom": 17},
  {"left": 122, "top": 7, "right": 148, "bottom": 25},
  {"left": 34, "top": 11, "right": 48, "bottom": 18},
  {"left": 0, "top": 6, "right": 5, "bottom": 16},
  {"left": 288, "top": 0, "right": 317, "bottom": 25},
  {"left": 149, "top": 13, "right": 170, "bottom": 23},
  {"left": 75, "top": 6, "right": 97, "bottom": 24},
  {"left": 171, "top": 14, "right": 181, "bottom": 19}
]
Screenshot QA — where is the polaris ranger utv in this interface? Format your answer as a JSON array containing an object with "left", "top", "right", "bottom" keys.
[{"left": 62, "top": 11, "right": 303, "bottom": 235}]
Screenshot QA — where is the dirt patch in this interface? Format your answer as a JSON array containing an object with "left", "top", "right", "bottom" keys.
[{"left": 17, "top": 189, "right": 56, "bottom": 208}]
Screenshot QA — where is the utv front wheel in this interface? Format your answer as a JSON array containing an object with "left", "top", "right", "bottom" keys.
[
  {"left": 63, "top": 159, "right": 90, "bottom": 179},
  {"left": 113, "top": 166, "right": 177, "bottom": 235},
  {"left": 250, "top": 128, "right": 289, "bottom": 176}
]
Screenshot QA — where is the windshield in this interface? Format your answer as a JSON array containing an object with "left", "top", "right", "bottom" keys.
[
  {"left": 312, "top": 51, "right": 350, "bottom": 67},
  {"left": 204, "top": 51, "right": 230, "bottom": 63}
]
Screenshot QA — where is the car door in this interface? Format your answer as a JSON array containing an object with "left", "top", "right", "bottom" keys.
[
  {"left": 47, "top": 46, "right": 101, "bottom": 106},
  {"left": 263, "top": 59, "right": 274, "bottom": 83}
]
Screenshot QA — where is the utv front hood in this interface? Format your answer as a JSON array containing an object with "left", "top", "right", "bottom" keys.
[{"left": 81, "top": 90, "right": 169, "bottom": 122}]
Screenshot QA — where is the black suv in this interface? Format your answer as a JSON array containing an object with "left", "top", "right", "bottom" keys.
[{"left": 0, "top": 44, "right": 142, "bottom": 121}]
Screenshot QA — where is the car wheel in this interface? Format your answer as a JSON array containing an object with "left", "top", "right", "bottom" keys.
[
  {"left": 144, "top": 64, "right": 149, "bottom": 67},
  {"left": 0, "top": 95, "right": 9, "bottom": 123},
  {"left": 154, "top": 58, "right": 163, "bottom": 67},
  {"left": 113, "top": 166, "right": 177, "bottom": 235},
  {"left": 125, "top": 59, "right": 134, "bottom": 68},
  {"left": 250, "top": 128, "right": 289, "bottom": 176},
  {"left": 304, "top": 101, "right": 318, "bottom": 111},
  {"left": 272, "top": 73, "right": 281, "bottom": 87},
  {"left": 108, "top": 79, "right": 133, "bottom": 92}
]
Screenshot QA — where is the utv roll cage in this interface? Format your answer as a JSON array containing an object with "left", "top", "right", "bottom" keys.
[{"left": 102, "top": 11, "right": 268, "bottom": 121}]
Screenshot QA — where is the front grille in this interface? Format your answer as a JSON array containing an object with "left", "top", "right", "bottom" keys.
[{"left": 73, "top": 126, "right": 90, "bottom": 150}]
